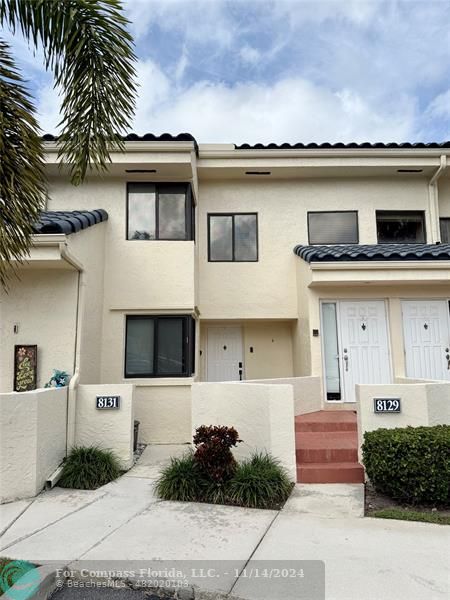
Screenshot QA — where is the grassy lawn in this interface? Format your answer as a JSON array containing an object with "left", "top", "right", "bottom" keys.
[{"left": 371, "top": 508, "right": 450, "bottom": 525}]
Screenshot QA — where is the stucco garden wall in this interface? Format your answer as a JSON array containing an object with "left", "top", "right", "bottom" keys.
[
  {"left": 0, "top": 387, "right": 67, "bottom": 503},
  {"left": 74, "top": 384, "right": 134, "bottom": 469},
  {"left": 356, "top": 380, "right": 450, "bottom": 459},
  {"left": 0, "top": 269, "right": 78, "bottom": 392},
  {"left": 244, "top": 376, "right": 322, "bottom": 415},
  {"left": 192, "top": 381, "right": 296, "bottom": 480}
]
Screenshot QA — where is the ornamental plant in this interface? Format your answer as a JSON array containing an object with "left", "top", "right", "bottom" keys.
[{"left": 193, "top": 425, "right": 242, "bottom": 483}]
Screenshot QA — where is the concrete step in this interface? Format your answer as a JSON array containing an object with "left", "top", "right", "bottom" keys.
[
  {"left": 296, "top": 431, "right": 358, "bottom": 463},
  {"left": 295, "top": 410, "right": 357, "bottom": 432},
  {"left": 297, "top": 462, "right": 365, "bottom": 484}
]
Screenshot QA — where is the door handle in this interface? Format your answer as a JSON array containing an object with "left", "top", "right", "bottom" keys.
[{"left": 343, "top": 354, "right": 349, "bottom": 372}]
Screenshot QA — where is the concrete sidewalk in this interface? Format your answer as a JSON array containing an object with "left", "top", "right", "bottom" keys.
[{"left": 0, "top": 445, "right": 448, "bottom": 600}]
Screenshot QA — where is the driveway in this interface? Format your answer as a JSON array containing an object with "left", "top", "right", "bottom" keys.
[{"left": 0, "top": 445, "right": 448, "bottom": 600}]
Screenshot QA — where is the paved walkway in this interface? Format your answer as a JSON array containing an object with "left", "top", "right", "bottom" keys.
[{"left": 0, "top": 446, "right": 448, "bottom": 600}]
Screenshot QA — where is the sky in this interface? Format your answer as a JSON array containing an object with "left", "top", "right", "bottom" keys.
[{"left": 3, "top": 0, "right": 450, "bottom": 143}]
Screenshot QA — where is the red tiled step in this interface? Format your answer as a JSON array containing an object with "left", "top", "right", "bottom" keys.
[
  {"left": 297, "top": 462, "right": 365, "bottom": 484},
  {"left": 296, "top": 431, "right": 358, "bottom": 463},
  {"left": 295, "top": 410, "right": 357, "bottom": 432}
]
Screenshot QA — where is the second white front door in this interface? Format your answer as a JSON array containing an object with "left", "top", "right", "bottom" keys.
[
  {"left": 207, "top": 326, "right": 244, "bottom": 382},
  {"left": 338, "top": 300, "right": 392, "bottom": 402},
  {"left": 402, "top": 300, "right": 450, "bottom": 381}
]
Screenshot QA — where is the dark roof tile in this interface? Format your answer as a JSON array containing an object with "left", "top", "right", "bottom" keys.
[
  {"left": 294, "top": 243, "right": 450, "bottom": 263},
  {"left": 33, "top": 209, "right": 108, "bottom": 235},
  {"left": 236, "top": 141, "right": 450, "bottom": 150}
]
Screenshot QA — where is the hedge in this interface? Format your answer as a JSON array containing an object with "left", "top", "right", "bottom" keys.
[{"left": 362, "top": 425, "right": 450, "bottom": 506}]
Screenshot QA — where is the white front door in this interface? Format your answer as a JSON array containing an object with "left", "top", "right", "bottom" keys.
[
  {"left": 402, "top": 300, "right": 450, "bottom": 381},
  {"left": 339, "top": 300, "right": 392, "bottom": 402},
  {"left": 207, "top": 327, "right": 244, "bottom": 382}
]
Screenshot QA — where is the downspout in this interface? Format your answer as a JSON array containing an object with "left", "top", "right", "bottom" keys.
[
  {"left": 428, "top": 155, "right": 447, "bottom": 242},
  {"left": 61, "top": 245, "right": 85, "bottom": 453}
]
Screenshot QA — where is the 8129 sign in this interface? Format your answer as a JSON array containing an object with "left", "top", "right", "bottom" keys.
[
  {"left": 373, "top": 398, "right": 401, "bottom": 413},
  {"left": 96, "top": 395, "right": 120, "bottom": 410}
]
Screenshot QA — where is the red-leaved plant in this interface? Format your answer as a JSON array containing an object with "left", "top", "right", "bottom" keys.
[{"left": 193, "top": 425, "right": 242, "bottom": 483}]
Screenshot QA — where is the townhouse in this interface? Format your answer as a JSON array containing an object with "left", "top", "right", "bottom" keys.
[{"left": 1, "top": 134, "right": 449, "bottom": 444}]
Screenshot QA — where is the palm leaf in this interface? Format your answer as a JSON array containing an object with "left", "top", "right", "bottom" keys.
[
  {"left": 0, "top": 38, "right": 44, "bottom": 286},
  {"left": 1, "top": 0, "right": 137, "bottom": 184}
]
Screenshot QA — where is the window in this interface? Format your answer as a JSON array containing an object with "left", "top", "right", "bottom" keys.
[
  {"left": 125, "top": 315, "right": 195, "bottom": 378},
  {"left": 440, "top": 218, "right": 450, "bottom": 243},
  {"left": 308, "top": 211, "right": 358, "bottom": 245},
  {"left": 322, "top": 303, "right": 341, "bottom": 400},
  {"left": 208, "top": 213, "right": 258, "bottom": 261},
  {"left": 376, "top": 211, "right": 426, "bottom": 244},
  {"left": 127, "top": 183, "right": 194, "bottom": 240}
]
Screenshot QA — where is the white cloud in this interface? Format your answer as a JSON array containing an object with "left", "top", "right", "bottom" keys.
[
  {"left": 130, "top": 60, "right": 416, "bottom": 142},
  {"left": 426, "top": 89, "right": 450, "bottom": 119}
]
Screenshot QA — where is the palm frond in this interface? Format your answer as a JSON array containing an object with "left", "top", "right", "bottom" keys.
[
  {"left": 1, "top": 0, "right": 137, "bottom": 184},
  {"left": 0, "top": 38, "right": 45, "bottom": 287}
]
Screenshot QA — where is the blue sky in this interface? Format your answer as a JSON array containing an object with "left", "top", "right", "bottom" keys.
[{"left": 4, "top": 0, "right": 450, "bottom": 143}]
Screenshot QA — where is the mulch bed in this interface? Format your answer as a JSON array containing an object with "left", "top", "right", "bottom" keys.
[{"left": 364, "top": 481, "right": 450, "bottom": 517}]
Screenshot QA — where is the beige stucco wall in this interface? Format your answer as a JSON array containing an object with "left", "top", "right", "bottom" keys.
[
  {"left": 0, "top": 269, "right": 78, "bottom": 392},
  {"left": 0, "top": 387, "right": 67, "bottom": 503},
  {"left": 192, "top": 381, "right": 296, "bottom": 480},
  {"left": 244, "top": 376, "right": 322, "bottom": 415},
  {"left": 134, "top": 383, "right": 192, "bottom": 444},
  {"left": 74, "top": 384, "right": 134, "bottom": 468},
  {"left": 356, "top": 381, "right": 450, "bottom": 459},
  {"left": 198, "top": 177, "right": 432, "bottom": 319}
]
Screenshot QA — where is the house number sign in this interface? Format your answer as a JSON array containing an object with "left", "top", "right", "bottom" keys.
[
  {"left": 96, "top": 395, "right": 121, "bottom": 410},
  {"left": 373, "top": 398, "right": 401, "bottom": 413}
]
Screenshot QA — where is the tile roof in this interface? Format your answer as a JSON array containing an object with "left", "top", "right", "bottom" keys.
[
  {"left": 236, "top": 141, "right": 450, "bottom": 150},
  {"left": 42, "top": 132, "right": 199, "bottom": 152},
  {"left": 33, "top": 209, "right": 108, "bottom": 235},
  {"left": 294, "top": 243, "right": 450, "bottom": 263},
  {"left": 41, "top": 134, "right": 450, "bottom": 152}
]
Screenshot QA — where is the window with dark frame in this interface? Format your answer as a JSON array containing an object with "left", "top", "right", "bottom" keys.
[
  {"left": 127, "top": 183, "right": 194, "bottom": 241},
  {"left": 376, "top": 211, "right": 426, "bottom": 244},
  {"left": 307, "top": 211, "right": 358, "bottom": 245},
  {"left": 440, "top": 218, "right": 450, "bottom": 243},
  {"left": 208, "top": 213, "right": 258, "bottom": 262},
  {"left": 125, "top": 315, "right": 195, "bottom": 378}
]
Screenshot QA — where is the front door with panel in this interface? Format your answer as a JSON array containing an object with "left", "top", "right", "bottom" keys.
[
  {"left": 323, "top": 300, "right": 392, "bottom": 403},
  {"left": 207, "top": 327, "right": 244, "bottom": 382},
  {"left": 402, "top": 300, "right": 450, "bottom": 381},
  {"left": 340, "top": 301, "right": 392, "bottom": 402}
]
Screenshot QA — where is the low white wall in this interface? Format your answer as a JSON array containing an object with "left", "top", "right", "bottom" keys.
[
  {"left": 192, "top": 382, "right": 296, "bottom": 480},
  {"left": 0, "top": 387, "right": 67, "bottom": 503},
  {"left": 74, "top": 384, "right": 134, "bottom": 469},
  {"left": 244, "top": 376, "right": 322, "bottom": 415},
  {"left": 356, "top": 381, "right": 450, "bottom": 460},
  {"left": 134, "top": 383, "right": 192, "bottom": 444}
]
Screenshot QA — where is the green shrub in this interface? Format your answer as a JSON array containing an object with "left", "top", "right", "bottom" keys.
[
  {"left": 155, "top": 453, "right": 209, "bottom": 502},
  {"left": 59, "top": 446, "right": 121, "bottom": 490},
  {"left": 227, "top": 452, "right": 293, "bottom": 509},
  {"left": 362, "top": 425, "right": 450, "bottom": 506}
]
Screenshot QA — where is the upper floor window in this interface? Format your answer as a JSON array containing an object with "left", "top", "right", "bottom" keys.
[
  {"left": 125, "top": 315, "right": 195, "bottom": 378},
  {"left": 208, "top": 213, "right": 258, "bottom": 262},
  {"left": 376, "top": 211, "right": 426, "bottom": 244},
  {"left": 440, "top": 218, "right": 450, "bottom": 243},
  {"left": 308, "top": 211, "right": 358, "bottom": 245},
  {"left": 127, "top": 183, "right": 194, "bottom": 241}
]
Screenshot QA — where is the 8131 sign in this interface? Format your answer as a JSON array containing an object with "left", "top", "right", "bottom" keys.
[
  {"left": 373, "top": 398, "right": 401, "bottom": 413},
  {"left": 96, "top": 395, "right": 120, "bottom": 410}
]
